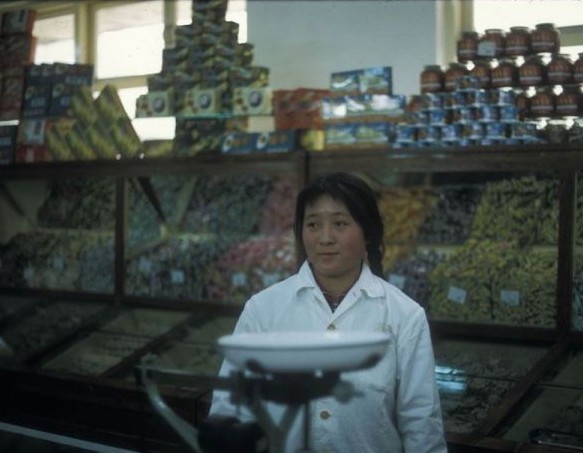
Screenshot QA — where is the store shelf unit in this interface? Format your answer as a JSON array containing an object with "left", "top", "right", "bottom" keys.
[{"left": 2, "top": 144, "right": 583, "bottom": 452}]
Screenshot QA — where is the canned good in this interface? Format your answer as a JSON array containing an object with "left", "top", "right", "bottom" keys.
[
  {"left": 457, "top": 31, "right": 479, "bottom": 63},
  {"left": 486, "top": 122, "right": 507, "bottom": 138},
  {"left": 442, "top": 123, "right": 463, "bottom": 141},
  {"left": 478, "top": 29, "right": 506, "bottom": 59},
  {"left": 429, "top": 109, "right": 449, "bottom": 126},
  {"left": 519, "top": 55, "right": 547, "bottom": 87},
  {"left": 500, "top": 105, "right": 520, "bottom": 122},
  {"left": 530, "top": 86, "right": 555, "bottom": 118},
  {"left": 479, "top": 104, "right": 500, "bottom": 122},
  {"left": 420, "top": 65, "right": 444, "bottom": 93},
  {"left": 418, "top": 125, "right": 441, "bottom": 142},
  {"left": 456, "top": 75, "right": 482, "bottom": 91},
  {"left": 556, "top": 85, "right": 582, "bottom": 117},
  {"left": 396, "top": 124, "right": 417, "bottom": 143},
  {"left": 421, "top": 93, "right": 444, "bottom": 110},
  {"left": 445, "top": 63, "right": 469, "bottom": 92},
  {"left": 463, "top": 121, "right": 485, "bottom": 139},
  {"left": 531, "top": 23, "right": 560, "bottom": 54},
  {"left": 574, "top": 52, "right": 583, "bottom": 84},
  {"left": 491, "top": 88, "right": 516, "bottom": 106},
  {"left": 455, "top": 106, "right": 477, "bottom": 123},
  {"left": 505, "top": 26, "right": 531, "bottom": 57},
  {"left": 491, "top": 59, "right": 518, "bottom": 88},
  {"left": 511, "top": 121, "right": 539, "bottom": 140},
  {"left": 547, "top": 53, "right": 573, "bottom": 85},
  {"left": 471, "top": 89, "right": 489, "bottom": 106},
  {"left": 469, "top": 61, "right": 492, "bottom": 89}
]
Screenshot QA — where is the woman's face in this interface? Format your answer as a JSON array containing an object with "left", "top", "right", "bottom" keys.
[{"left": 302, "top": 194, "right": 367, "bottom": 284}]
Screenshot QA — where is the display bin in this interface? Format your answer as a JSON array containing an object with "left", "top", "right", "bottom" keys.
[{"left": 1, "top": 145, "right": 583, "bottom": 451}]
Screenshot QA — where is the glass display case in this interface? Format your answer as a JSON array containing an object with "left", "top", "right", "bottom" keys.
[{"left": 0, "top": 145, "right": 582, "bottom": 452}]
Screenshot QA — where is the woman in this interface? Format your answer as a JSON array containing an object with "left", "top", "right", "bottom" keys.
[{"left": 208, "top": 172, "right": 447, "bottom": 452}]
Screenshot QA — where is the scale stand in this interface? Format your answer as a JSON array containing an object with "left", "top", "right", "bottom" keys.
[{"left": 136, "top": 355, "right": 361, "bottom": 453}]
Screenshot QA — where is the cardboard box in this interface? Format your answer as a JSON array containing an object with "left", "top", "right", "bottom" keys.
[
  {"left": 14, "top": 144, "right": 52, "bottom": 163},
  {"left": 233, "top": 87, "right": 273, "bottom": 116},
  {"left": 21, "top": 64, "right": 53, "bottom": 119},
  {"left": 220, "top": 131, "right": 258, "bottom": 154},
  {"left": 0, "top": 125, "right": 17, "bottom": 165},
  {"left": 49, "top": 63, "right": 94, "bottom": 117},
  {"left": 181, "top": 88, "right": 223, "bottom": 116},
  {"left": 1, "top": 9, "right": 37, "bottom": 35},
  {"left": 254, "top": 130, "right": 296, "bottom": 153}
]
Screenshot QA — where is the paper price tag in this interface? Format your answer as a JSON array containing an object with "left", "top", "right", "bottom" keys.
[
  {"left": 138, "top": 257, "right": 152, "bottom": 273},
  {"left": 447, "top": 286, "right": 467, "bottom": 304},
  {"left": 23, "top": 267, "right": 35, "bottom": 281},
  {"left": 500, "top": 290, "right": 520, "bottom": 307},
  {"left": 231, "top": 272, "right": 247, "bottom": 288},
  {"left": 388, "top": 274, "right": 406, "bottom": 290},
  {"left": 171, "top": 269, "right": 185, "bottom": 285},
  {"left": 53, "top": 256, "right": 65, "bottom": 271}
]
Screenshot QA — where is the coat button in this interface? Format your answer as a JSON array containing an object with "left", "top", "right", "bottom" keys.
[
  {"left": 320, "top": 409, "right": 331, "bottom": 420},
  {"left": 327, "top": 324, "right": 336, "bottom": 330}
]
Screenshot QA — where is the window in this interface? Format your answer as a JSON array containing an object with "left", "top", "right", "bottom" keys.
[
  {"left": 95, "top": 1, "right": 164, "bottom": 79},
  {"left": 33, "top": 13, "right": 75, "bottom": 64}
]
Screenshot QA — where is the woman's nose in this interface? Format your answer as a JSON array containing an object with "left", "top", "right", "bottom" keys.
[{"left": 318, "top": 224, "right": 335, "bottom": 243}]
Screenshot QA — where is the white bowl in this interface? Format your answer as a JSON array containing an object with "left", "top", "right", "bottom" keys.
[{"left": 217, "top": 330, "right": 390, "bottom": 373}]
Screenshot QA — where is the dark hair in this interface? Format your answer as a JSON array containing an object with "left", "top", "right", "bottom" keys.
[{"left": 293, "top": 172, "right": 385, "bottom": 277}]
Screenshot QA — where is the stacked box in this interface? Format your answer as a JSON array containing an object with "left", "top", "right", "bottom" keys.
[
  {"left": 322, "top": 66, "right": 409, "bottom": 149},
  {"left": 220, "top": 130, "right": 297, "bottom": 154},
  {"left": 48, "top": 63, "right": 94, "bottom": 117},
  {"left": 21, "top": 64, "right": 53, "bottom": 119},
  {"left": 273, "top": 88, "right": 330, "bottom": 130},
  {"left": 0, "top": 9, "right": 37, "bottom": 121},
  {"left": 0, "top": 125, "right": 18, "bottom": 165}
]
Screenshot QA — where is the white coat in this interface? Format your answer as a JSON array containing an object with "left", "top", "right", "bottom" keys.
[{"left": 210, "top": 262, "right": 448, "bottom": 453}]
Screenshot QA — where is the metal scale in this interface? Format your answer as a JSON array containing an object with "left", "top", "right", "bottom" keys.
[{"left": 136, "top": 330, "right": 391, "bottom": 453}]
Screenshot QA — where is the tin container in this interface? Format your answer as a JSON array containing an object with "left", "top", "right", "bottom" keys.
[
  {"left": 530, "top": 86, "right": 555, "bottom": 118},
  {"left": 429, "top": 108, "right": 449, "bottom": 126},
  {"left": 479, "top": 104, "right": 500, "bottom": 123},
  {"left": 478, "top": 29, "right": 506, "bottom": 59},
  {"left": 457, "top": 31, "right": 479, "bottom": 63},
  {"left": 556, "top": 85, "right": 582, "bottom": 117},
  {"left": 455, "top": 106, "right": 477, "bottom": 123},
  {"left": 519, "top": 55, "right": 546, "bottom": 87},
  {"left": 396, "top": 124, "right": 417, "bottom": 143},
  {"left": 505, "top": 26, "right": 531, "bottom": 58},
  {"left": 442, "top": 123, "right": 463, "bottom": 141},
  {"left": 463, "top": 121, "right": 485, "bottom": 139},
  {"left": 486, "top": 122, "right": 507, "bottom": 138},
  {"left": 420, "top": 65, "right": 444, "bottom": 94},
  {"left": 421, "top": 93, "right": 444, "bottom": 111},
  {"left": 470, "top": 60, "right": 492, "bottom": 89},
  {"left": 500, "top": 105, "right": 520, "bottom": 122},
  {"left": 547, "top": 53, "right": 573, "bottom": 85},
  {"left": 445, "top": 63, "right": 469, "bottom": 92},
  {"left": 574, "top": 53, "right": 583, "bottom": 84},
  {"left": 491, "top": 59, "right": 518, "bottom": 88},
  {"left": 531, "top": 23, "right": 560, "bottom": 54}
]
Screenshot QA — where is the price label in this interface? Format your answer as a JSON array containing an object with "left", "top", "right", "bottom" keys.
[
  {"left": 23, "top": 267, "right": 35, "bottom": 281},
  {"left": 447, "top": 286, "right": 467, "bottom": 305},
  {"left": 53, "top": 256, "right": 65, "bottom": 271},
  {"left": 500, "top": 290, "right": 520, "bottom": 307},
  {"left": 388, "top": 274, "right": 406, "bottom": 290},
  {"left": 261, "top": 272, "right": 280, "bottom": 287},
  {"left": 231, "top": 272, "right": 247, "bottom": 288},
  {"left": 138, "top": 257, "right": 152, "bottom": 273},
  {"left": 171, "top": 269, "right": 185, "bottom": 285}
]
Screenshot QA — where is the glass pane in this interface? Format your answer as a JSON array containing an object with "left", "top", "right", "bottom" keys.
[
  {"left": 33, "top": 14, "right": 75, "bottom": 64},
  {"left": 495, "top": 349, "right": 583, "bottom": 445},
  {"left": 96, "top": 1, "right": 164, "bottom": 79},
  {"left": 474, "top": 0, "right": 583, "bottom": 31},
  {"left": 434, "top": 339, "right": 549, "bottom": 435},
  {"left": 177, "top": 0, "right": 192, "bottom": 26},
  {"left": 125, "top": 172, "right": 299, "bottom": 303},
  {"left": 0, "top": 177, "right": 116, "bottom": 294}
]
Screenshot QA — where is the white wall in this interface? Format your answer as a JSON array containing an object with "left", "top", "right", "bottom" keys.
[{"left": 247, "top": 0, "right": 439, "bottom": 97}]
